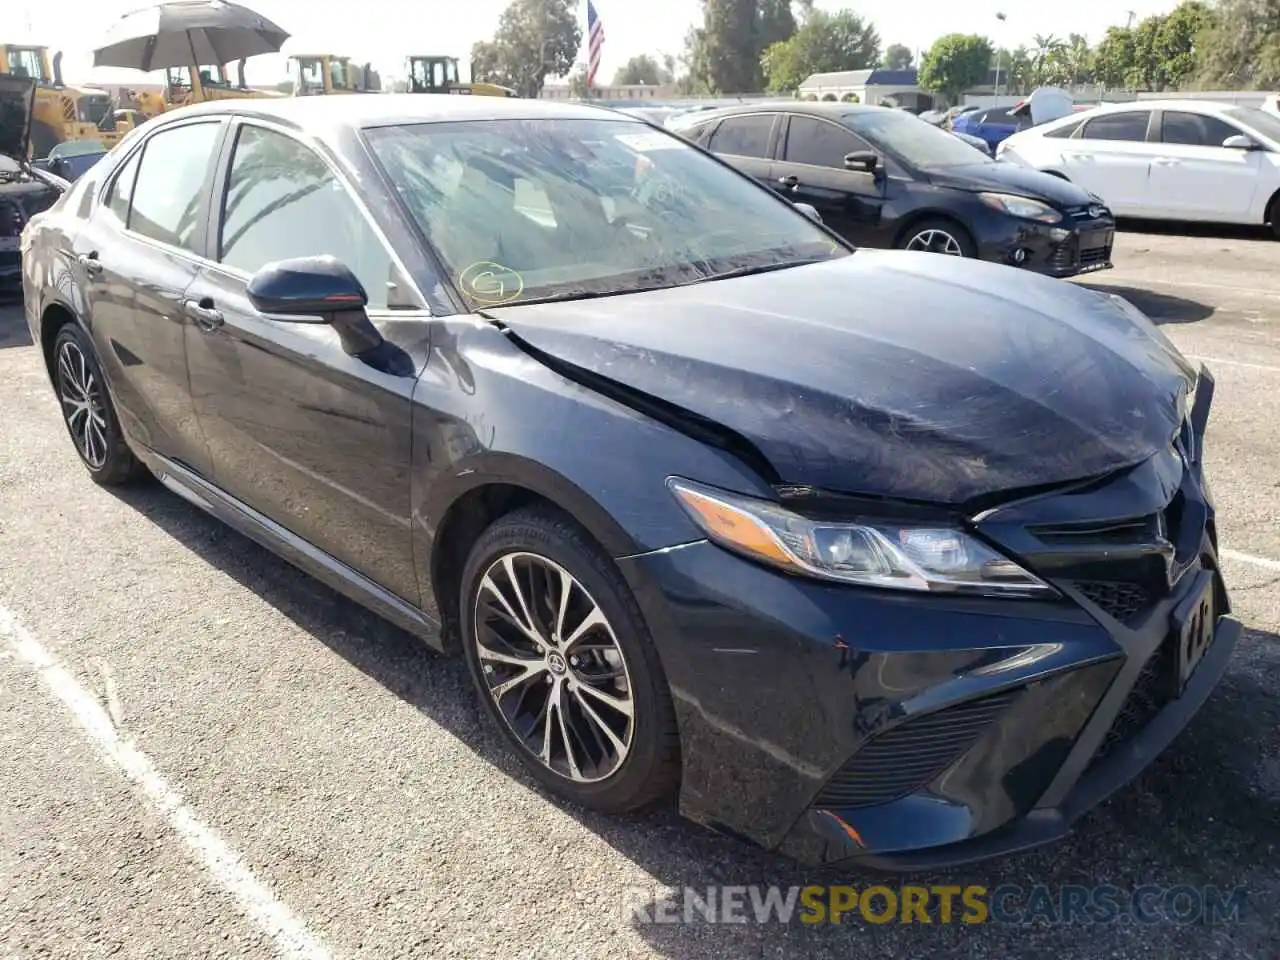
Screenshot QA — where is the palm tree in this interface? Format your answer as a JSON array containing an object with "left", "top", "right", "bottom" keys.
[{"left": 1031, "top": 33, "right": 1066, "bottom": 87}]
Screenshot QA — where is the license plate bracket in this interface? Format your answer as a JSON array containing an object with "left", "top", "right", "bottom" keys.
[
  {"left": 0, "top": 237, "right": 19, "bottom": 252},
  {"left": 1170, "top": 572, "right": 1216, "bottom": 696},
  {"left": 1081, "top": 227, "right": 1114, "bottom": 251}
]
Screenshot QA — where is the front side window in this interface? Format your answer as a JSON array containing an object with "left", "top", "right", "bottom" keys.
[
  {"left": 783, "top": 116, "right": 867, "bottom": 169},
  {"left": 1044, "top": 117, "right": 1085, "bottom": 139},
  {"left": 366, "top": 118, "right": 845, "bottom": 309},
  {"left": 845, "top": 110, "right": 988, "bottom": 168},
  {"left": 128, "top": 122, "right": 221, "bottom": 251},
  {"left": 1161, "top": 111, "right": 1239, "bottom": 147},
  {"left": 219, "top": 124, "right": 393, "bottom": 309},
  {"left": 708, "top": 115, "right": 775, "bottom": 159},
  {"left": 1081, "top": 111, "right": 1151, "bottom": 142}
]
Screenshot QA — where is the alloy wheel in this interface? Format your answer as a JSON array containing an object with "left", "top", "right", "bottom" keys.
[
  {"left": 472, "top": 551, "right": 635, "bottom": 783},
  {"left": 56, "top": 338, "right": 109, "bottom": 469},
  {"left": 906, "top": 229, "right": 964, "bottom": 256}
]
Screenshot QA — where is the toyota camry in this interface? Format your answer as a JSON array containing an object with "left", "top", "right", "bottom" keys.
[{"left": 16, "top": 90, "right": 1240, "bottom": 870}]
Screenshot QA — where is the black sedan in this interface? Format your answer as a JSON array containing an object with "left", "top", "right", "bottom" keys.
[
  {"left": 19, "top": 91, "right": 1239, "bottom": 870},
  {"left": 668, "top": 102, "right": 1115, "bottom": 278}
]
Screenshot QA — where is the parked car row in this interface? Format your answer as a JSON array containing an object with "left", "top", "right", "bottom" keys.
[
  {"left": 666, "top": 102, "right": 1115, "bottom": 277},
  {"left": 9, "top": 81, "right": 1239, "bottom": 873}
]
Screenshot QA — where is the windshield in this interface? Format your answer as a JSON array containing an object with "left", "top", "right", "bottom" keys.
[
  {"left": 5, "top": 47, "right": 48, "bottom": 84},
  {"left": 846, "top": 109, "right": 991, "bottom": 168},
  {"left": 365, "top": 118, "right": 846, "bottom": 308},
  {"left": 1224, "top": 106, "right": 1280, "bottom": 145}
]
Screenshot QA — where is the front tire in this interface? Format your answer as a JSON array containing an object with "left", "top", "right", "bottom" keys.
[
  {"left": 459, "top": 507, "right": 680, "bottom": 813},
  {"left": 899, "top": 217, "right": 977, "bottom": 258},
  {"left": 51, "top": 324, "right": 145, "bottom": 485}
]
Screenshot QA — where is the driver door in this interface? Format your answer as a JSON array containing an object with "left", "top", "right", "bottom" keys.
[
  {"left": 770, "top": 114, "right": 885, "bottom": 245},
  {"left": 183, "top": 119, "right": 424, "bottom": 602}
]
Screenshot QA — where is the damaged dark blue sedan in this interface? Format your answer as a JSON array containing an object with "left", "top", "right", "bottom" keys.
[{"left": 17, "top": 89, "right": 1240, "bottom": 870}]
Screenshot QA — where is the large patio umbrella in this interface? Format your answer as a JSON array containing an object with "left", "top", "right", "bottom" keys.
[{"left": 93, "top": 1, "right": 290, "bottom": 73}]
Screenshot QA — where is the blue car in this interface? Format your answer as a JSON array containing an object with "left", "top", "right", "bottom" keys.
[{"left": 952, "top": 104, "right": 1033, "bottom": 152}]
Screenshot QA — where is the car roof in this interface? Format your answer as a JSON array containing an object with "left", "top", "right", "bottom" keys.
[
  {"left": 667, "top": 100, "right": 901, "bottom": 126},
  {"left": 1076, "top": 98, "right": 1235, "bottom": 116},
  {"left": 148, "top": 93, "right": 645, "bottom": 140}
]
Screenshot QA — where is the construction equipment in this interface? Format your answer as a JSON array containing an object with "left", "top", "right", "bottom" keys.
[
  {"left": 288, "top": 54, "right": 381, "bottom": 95},
  {"left": 148, "top": 60, "right": 279, "bottom": 112},
  {"left": 406, "top": 55, "right": 516, "bottom": 97},
  {"left": 0, "top": 44, "right": 133, "bottom": 157}
]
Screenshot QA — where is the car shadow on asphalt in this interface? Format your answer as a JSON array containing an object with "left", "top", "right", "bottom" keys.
[
  {"left": 106, "top": 478, "right": 1280, "bottom": 957},
  {"left": 1077, "top": 283, "right": 1215, "bottom": 326},
  {"left": 0, "top": 293, "right": 33, "bottom": 348},
  {"left": 1117, "top": 218, "right": 1274, "bottom": 243}
]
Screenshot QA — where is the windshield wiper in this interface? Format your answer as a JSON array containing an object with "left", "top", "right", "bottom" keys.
[{"left": 684, "top": 257, "right": 832, "bottom": 285}]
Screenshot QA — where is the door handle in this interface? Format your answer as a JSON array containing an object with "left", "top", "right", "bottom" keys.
[
  {"left": 777, "top": 175, "right": 799, "bottom": 189},
  {"left": 1153, "top": 157, "right": 1179, "bottom": 166},
  {"left": 183, "top": 298, "right": 224, "bottom": 331},
  {"left": 76, "top": 252, "right": 103, "bottom": 278}
]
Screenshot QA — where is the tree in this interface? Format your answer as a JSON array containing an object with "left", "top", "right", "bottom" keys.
[
  {"left": 1093, "top": 26, "right": 1138, "bottom": 88},
  {"left": 1155, "top": 1, "right": 1216, "bottom": 89},
  {"left": 760, "top": 9, "right": 880, "bottom": 93},
  {"left": 1196, "top": 0, "right": 1275, "bottom": 87},
  {"left": 471, "top": 0, "right": 581, "bottom": 99},
  {"left": 568, "top": 66, "right": 590, "bottom": 97},
  {"left": 918, "top": 33, "right": 993, "bottom": 104},
  {"left": 882, "top": 43, "right": 913, "bottom": 70},
  {"left": 688, "top": 0, "right": 801, "bottom": 94},
  {"left": 613, "top": 54, "right": 672, "bottom": 86}
]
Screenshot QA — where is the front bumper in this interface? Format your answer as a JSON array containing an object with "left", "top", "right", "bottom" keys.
[
  {"left": 973, "top": 206, "right": 1115, "bottom": 279},
  {"left": 618, "top": 380, "right": 1233, "bottom": 870}
]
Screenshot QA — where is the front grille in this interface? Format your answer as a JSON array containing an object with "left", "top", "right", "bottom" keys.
[
  {"left": 1073, "top": 580, "right": 1151, "bottom": 622},
  {"left": 1089, "top": 640, "right": 1175, "bottom": 769},
  {"left": 812, "top": 690, "right": 1018, "bottom": 809}
]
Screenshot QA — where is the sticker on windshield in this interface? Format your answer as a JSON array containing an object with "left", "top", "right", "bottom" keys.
[
  {"left": 457, "top": 261, "right": 525, "bottom": 305},
  {"left": 614, "top": 132, "right": 683, "bottom": 152}
]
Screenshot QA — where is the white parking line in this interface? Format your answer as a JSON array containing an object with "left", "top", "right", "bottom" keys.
[
  {"left": 0, "top": 606, "right": 334, "bottom": 960},
  {"left": 1221, "top": 549, "right": 1280, "bottom": 573}
]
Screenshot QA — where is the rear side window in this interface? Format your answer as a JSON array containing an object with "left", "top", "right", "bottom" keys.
[
  {"left": 104, "top": 150, "right": 140, "bottom": 222},
  {"left": 1160, "top": 111, "right": 1239, "bottom": 147},
  {"left": 1081, "top": 111, "right": 1151, "bottom": 142},
  {"left": 783, "top": 116, "right": 867, "bottom": 169},
  {"left": 708, "top": 115, "right": 774, "bottom": 158},
  {"left": 1044, "top": 117, "right": 1086, "bottom": 139},
  {"left": 128, "top": 122, "right": 222, "bottom": 252}
]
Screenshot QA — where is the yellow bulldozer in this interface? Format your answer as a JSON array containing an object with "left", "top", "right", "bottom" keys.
[
  {"left": 406, "top": 55, "right": 515, "bottom": 97},
  {"left": 289, "top": 54, "right": 381, "bottom": 95},
  {"left": 0, "top": 43, "right": 135, "bottom": 157}
]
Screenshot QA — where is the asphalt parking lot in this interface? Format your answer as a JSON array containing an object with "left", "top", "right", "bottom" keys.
[{"left": 1, "top": 227, "right": 1277, "bottom": 959}]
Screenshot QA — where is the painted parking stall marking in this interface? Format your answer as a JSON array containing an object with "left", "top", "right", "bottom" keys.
[{"left": 0, "top": 605, "right": 335, "bottom": 960}]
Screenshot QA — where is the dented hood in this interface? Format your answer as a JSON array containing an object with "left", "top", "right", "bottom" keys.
[
  {"left": 488, "top": 251, "right": 1196, "bottom": 505},
  {"left": 0, "top": 74, "right": 35, "bottom": 162}
]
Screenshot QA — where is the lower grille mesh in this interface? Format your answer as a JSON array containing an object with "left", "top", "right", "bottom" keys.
[
  {"left": 1089, "top": 642, "right": 1175, "bottom": 769},
  {"left": 1073, "top": 580, "right": 1152, "bottom": 623},
  {"left": 812, "top": 690, "right": 1019, "bottom": 809}
]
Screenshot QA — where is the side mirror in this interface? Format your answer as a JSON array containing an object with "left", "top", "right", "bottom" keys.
[
  {"left": 794, "top": 202, "right": 823, "bottom": 224},
  {"left": 1222, "top": 134, "right": 1259, "bottom": 150},
  {"left": 844, "top": 150, "right": 879, "bottom": 174},
  {"left": 247, "top": 255, "right": 384, "bottom": 357}
]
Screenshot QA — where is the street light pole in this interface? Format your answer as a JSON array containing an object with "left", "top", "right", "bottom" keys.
[{"left": 994, "top": 12, "right": 1007, "bottom": 105}]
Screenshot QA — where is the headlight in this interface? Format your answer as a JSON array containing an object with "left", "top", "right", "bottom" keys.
[
  {"left": 978, "top": 192, "right": 1062, "bottom": 223},
  {"left": 667, "top": 478, "right": 1054, "bottom": 598}
]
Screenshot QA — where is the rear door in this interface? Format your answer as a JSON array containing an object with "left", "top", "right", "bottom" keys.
[
  {"left": 704, "top": 113, "right": 780, "bottom": 189},
  {"left": 1061, "top": 109, "right": 1156, "bottom": 214},
  {"left": 1146, "top": 109, "right": 1264, "bottom": 221},
  {"left": 770, "top": 114, "right": 886, "bottom": 245},
  {"left": 70, "top": 118, "right": 227, "bottom": 477}
]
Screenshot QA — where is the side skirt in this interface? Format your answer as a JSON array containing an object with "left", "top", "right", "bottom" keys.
[{"left": 138, "top": 449, "right": 444, "bottom": 649}]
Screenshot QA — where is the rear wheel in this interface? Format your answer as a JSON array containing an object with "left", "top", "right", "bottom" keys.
[
  {"left": 899, "top": 218, "right": 977, "bottom": 258},
  {"left": 51, "top": 324, "right": 145, "bottom": 485},
  {"left": 1267, "top": 191, "right": 1280, "bottom": 240},
  {"left": 459, "top": 508, "right": 680, "bottom": 813}
]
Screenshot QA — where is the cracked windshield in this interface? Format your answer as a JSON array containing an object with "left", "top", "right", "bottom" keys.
[{"left": 366, "top": 118, "right": 847, "bottom": 308}]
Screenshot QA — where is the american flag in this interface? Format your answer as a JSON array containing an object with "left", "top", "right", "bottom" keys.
[{"left": 587, "top": 0, "right": 605, "bottom": 89}]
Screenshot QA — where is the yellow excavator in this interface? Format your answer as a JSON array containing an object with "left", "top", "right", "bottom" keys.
[
  {"left": 406, "top": 55, "right": 516, "bottom": 97},
  {"left": 128, "top": 60, "right": 279, "bottom": 118},
  {"left": 288, "top": 54, "right": 381, "bottom": 95},
  {"left": 0, "top": 43, "right": 134, "bottom": 157}
]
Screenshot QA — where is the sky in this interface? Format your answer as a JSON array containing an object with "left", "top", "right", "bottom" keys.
[{"left": 10, "top": 0, "right": 1183, "bottom": 88}]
